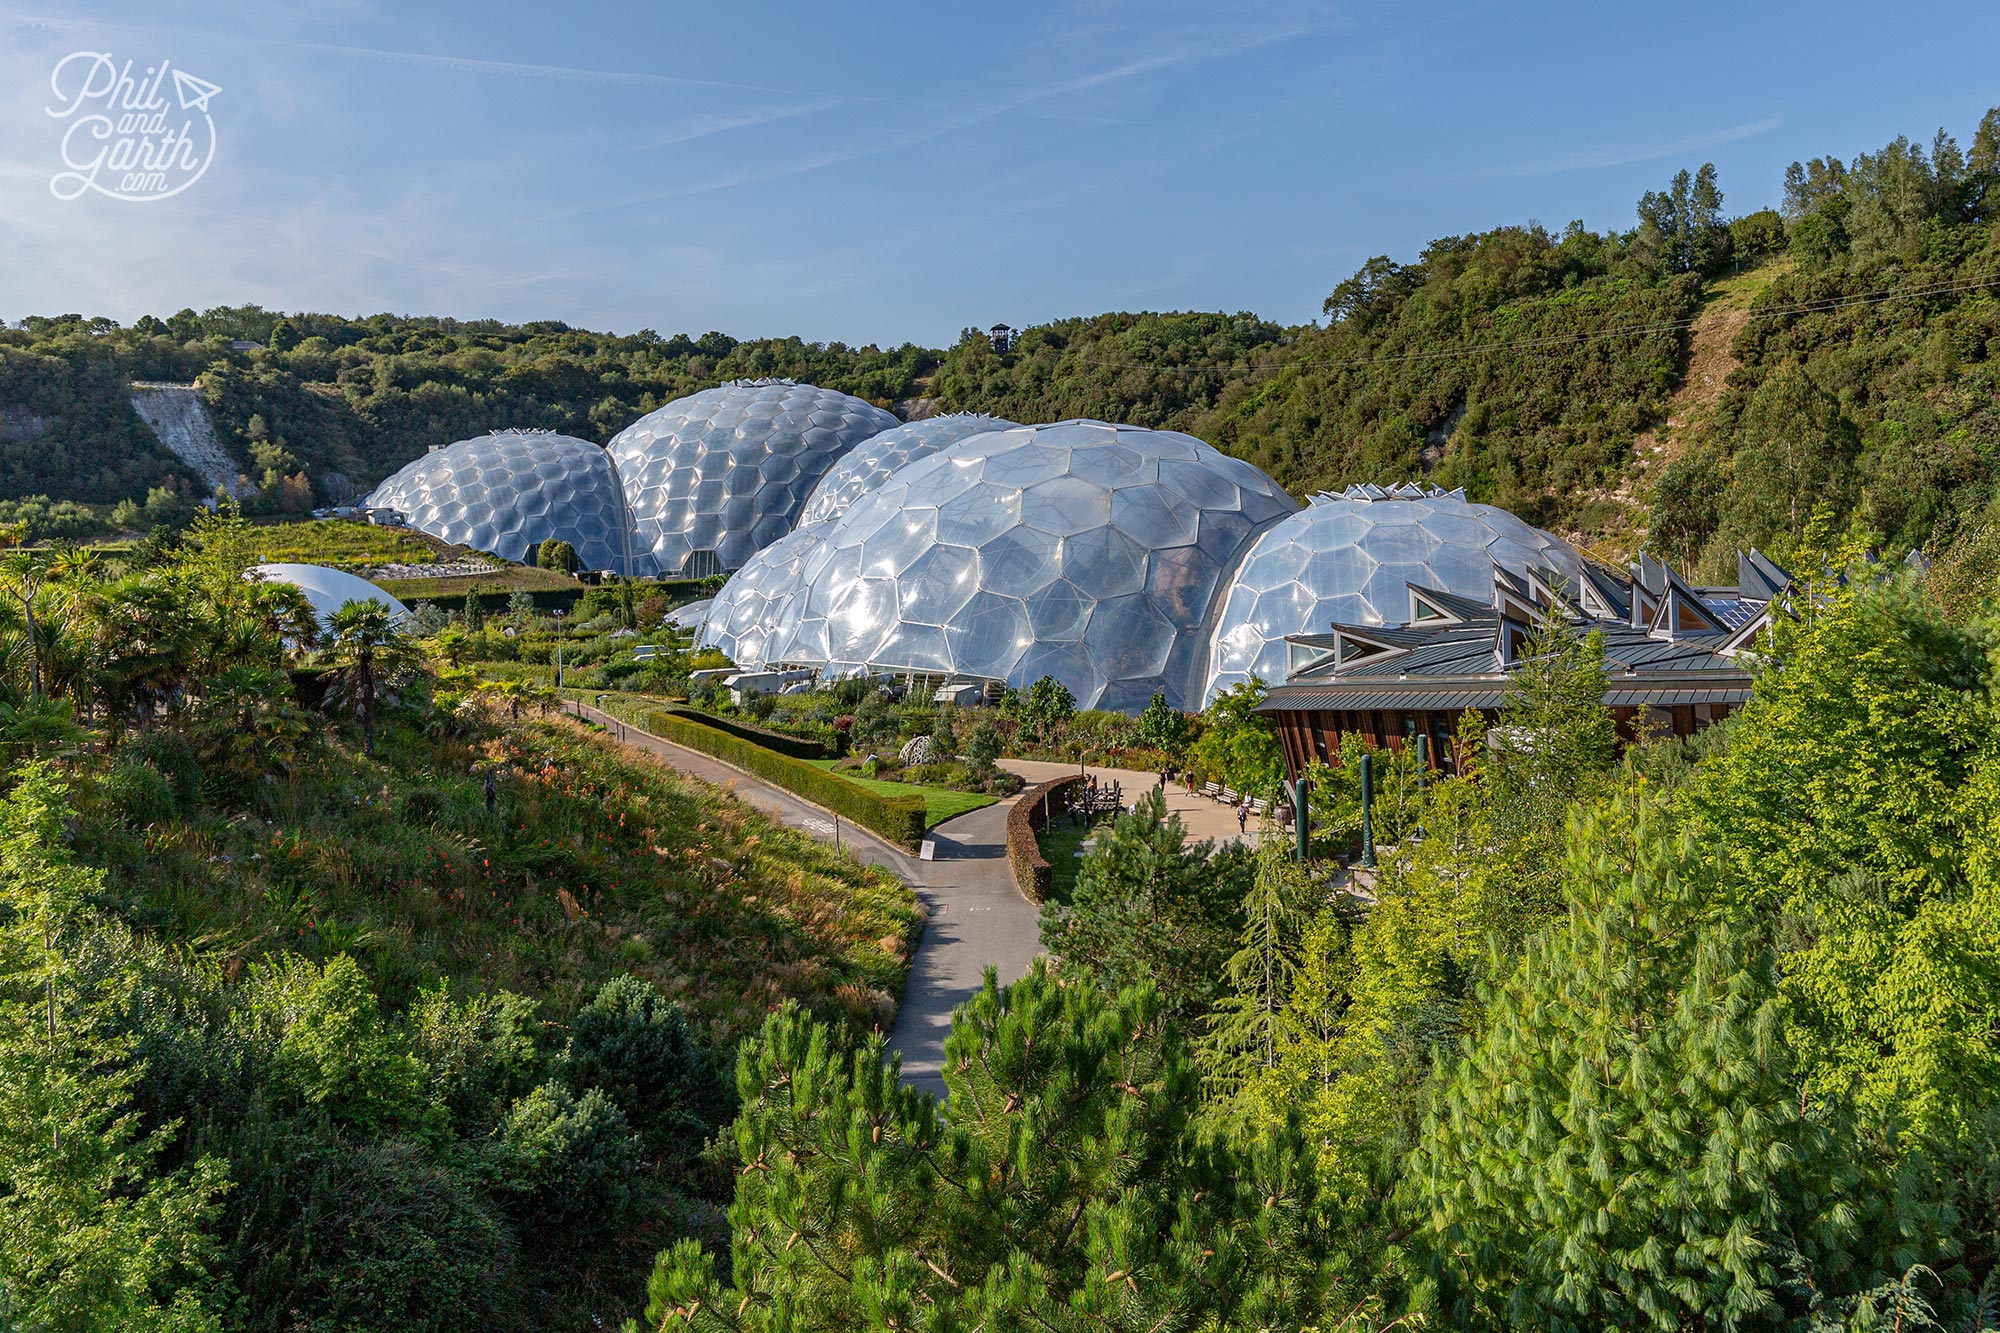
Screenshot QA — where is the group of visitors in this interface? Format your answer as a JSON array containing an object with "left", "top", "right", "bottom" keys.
[{"left": 1156, "top": 767, "right": 1253, "bottom": 835}]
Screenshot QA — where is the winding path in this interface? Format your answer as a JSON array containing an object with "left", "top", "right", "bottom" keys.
[{"left": 573, "top": 704, "right": 1041, "bottom": 1098}]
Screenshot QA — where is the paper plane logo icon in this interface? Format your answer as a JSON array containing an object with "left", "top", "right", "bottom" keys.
[{"left": 172, "top": 68, "right": 220, "bottom": 112}]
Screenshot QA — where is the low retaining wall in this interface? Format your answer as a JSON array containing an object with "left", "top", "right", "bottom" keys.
[{"left": 1007, "top": 773, "right": 1087, "bottom": 903}]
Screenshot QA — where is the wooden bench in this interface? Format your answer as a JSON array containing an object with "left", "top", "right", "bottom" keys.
[{"left": 1201, "top": 781, "right": 1222, "bottom": 799}]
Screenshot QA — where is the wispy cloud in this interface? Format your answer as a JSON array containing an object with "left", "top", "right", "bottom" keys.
[{"left": 1459, "top": 114, "right": 1785, "bottom": 182}]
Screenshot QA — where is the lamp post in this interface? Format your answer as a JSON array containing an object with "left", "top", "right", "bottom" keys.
[{"left": 552, "top": 609, "right": 565, "bottom": 692}]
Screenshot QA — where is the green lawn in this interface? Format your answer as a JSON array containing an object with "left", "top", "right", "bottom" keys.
[
  {"left": 802, "top": 759, "right": 996, "bottom": 830},
  {"left": 1036, "top": 816, "right": 1110, "bottom": 905}
]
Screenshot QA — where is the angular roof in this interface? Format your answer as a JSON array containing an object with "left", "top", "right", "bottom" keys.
[{"left": 1256, "top": 549, "right": 1794, "bottom": 717}]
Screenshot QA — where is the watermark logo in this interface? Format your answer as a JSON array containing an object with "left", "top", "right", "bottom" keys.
[{"left": 46, "top": 53, "right": 220, "bottom": 203}]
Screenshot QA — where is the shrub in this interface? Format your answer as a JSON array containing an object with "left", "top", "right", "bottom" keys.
[
  {"left": 491, "top": 1081, "right": 645, "bottom": 1248},
  {"left": 101, "top": 757, "right": 178, "bottom": 825},
  {"left": 267, "top": 954, "right": 430, "bottom": 1133},
  {"left": 563, "top": 974, "right": 723, "bottom": 1158},
  {"left": 240, "top": 1130, "right": 522, "bottom": 1331},
  {"left": 644, "top": 711, "right": 925, "bottom": 850},
  {"left": 118, "top": 730, "right": 201, "bottom": 811}
]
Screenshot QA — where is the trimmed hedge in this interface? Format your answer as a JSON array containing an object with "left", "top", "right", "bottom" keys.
[
  {"left": 1007, "top": 774, "right": 1086, "bottom": 903},
  {"left": 645, "top": 711, "right": 925, "bottom": 852},
  {"left": 654, "top": 705, "right": 827, "bottom": 759}
]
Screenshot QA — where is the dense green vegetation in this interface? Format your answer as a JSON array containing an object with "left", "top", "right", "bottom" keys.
[
  {"left": 6, "top": 105, "right": 2000, "bottom": 1332},
  {"left": 656, "top": 561, "right": 2000, "bottom": 1332},
  {"left": 5, "top": 108, "right": 1994, "bottom": 569},
  {"left": 0, "top": 512, "right": 918, "bottom": 1329}
]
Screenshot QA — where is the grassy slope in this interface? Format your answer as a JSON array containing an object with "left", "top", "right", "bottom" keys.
[
  {"left": 80, "top": 715, "right": 919, "bottom": 1046},
  {"left": 379, "top": 565, "right": 583, "bottom": 598},
  {"left": 237, "top": 518, "right": 449, "bottom": 570}
]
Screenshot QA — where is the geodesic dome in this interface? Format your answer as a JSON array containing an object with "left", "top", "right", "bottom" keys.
[
  {"left": 1201, "top": 482, "right": 1583, "bottom": 704},
  {"left": 247, "top": 563, "right": 411, "bottom": 629},
  {"left": 363, "top": 430, "right": 634, "bottom": 573},
  {"left": 695, "top": 520, "right": 832, "bottom": 666},
  {"left": 772, "top": 420, "right": 1300, "bottom": 711},
  {"left": 796, "top": 413, "right": 1018, "bottom": 527},
  {"left": 607, "top": 379, "right": 897, "bottom": 578}
]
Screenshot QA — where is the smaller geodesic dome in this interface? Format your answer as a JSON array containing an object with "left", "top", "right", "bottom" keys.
[
  {"left": 771, "top": 420, "right": 1301, "bottom": 711},
  {"left": 796, "top": 413, "right": 1019, "bottom": 527},
  {"left": 607, "top": 379, "right": 898, "bottom": 577},
  {"left": 364, "top": 430, "right": 634, "bottom": 573},
  {"left": 1201, "top": 482, "right": 1583, "bottom": 703},
  {"left": 665, "top": 598, "right": 713, "bottom": 631},
  {"left": 695, "top": 521, "right": 832, "bottom": 666},
  {"left": 248, "top": 563, "right": 411, "bottom": 629}
]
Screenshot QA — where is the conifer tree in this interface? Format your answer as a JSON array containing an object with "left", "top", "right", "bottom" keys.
[
  {"left": 0, "top": 764, "right": 225, "bottom": 1332},
  {"left": 1405, "top": 795, "right": 1869, "bottom": 1332},
  {"left": 1040, "top": 788, "right": 1249, "bottom": 1024},
  {"left": 641, "top": 963, "right": 1332, "bottom": 1331},
  {"left": 1201, "top": 833, "right": 1312, "bottom": 1103}
]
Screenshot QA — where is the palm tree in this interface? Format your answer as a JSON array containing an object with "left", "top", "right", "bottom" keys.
[{"left": 322, "top": 598, "right": 416, "bottom": 754}]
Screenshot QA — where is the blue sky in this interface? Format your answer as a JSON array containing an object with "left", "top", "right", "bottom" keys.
[{"left": 1, "top": 1, "right": 1995, "bottom": 345}]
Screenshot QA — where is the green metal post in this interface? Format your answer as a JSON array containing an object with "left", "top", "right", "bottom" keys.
[
  {"left": 1360, "top": 753, "right": 1375, "bottom": 869},
  {"left": 1291, "top": 778, "right": 1310, "bottom": 861}
]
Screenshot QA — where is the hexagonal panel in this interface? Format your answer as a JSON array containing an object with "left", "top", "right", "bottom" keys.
[
  {"left": 1200, "top": 485, "right": 1584, "bottom": 704},
  {"left": 607, "top": 379, "right": 897, "bottom": 576},
  {"left": 797, "top": 414, "right": 1016, "bottom": 527},
  {"left": 363, "top": 430, "right": 634, "bottom": 573}
]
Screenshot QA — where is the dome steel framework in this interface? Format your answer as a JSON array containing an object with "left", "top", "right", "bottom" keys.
[
  {"left": 1201, "top": 482, "right": 1583, "bottom": 704},
  {"left": 607, "top": 379, "right": 897, "bottom": 577},
  {"left": 767, "top": 420, "right": 1299, "bottom": 711},
  {"left": 363, "top": 430, "right": 634, "bottom": 573}
]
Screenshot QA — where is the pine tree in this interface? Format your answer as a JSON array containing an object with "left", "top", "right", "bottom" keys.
[
  {"left": 0, "top": 764, "right": 225, "bottom": 1333},
  {"left": 642, "top": 964, "right": 1333, "bottom": 1331},
  {"left": 1040, "top": 788, "right": 1249, "bottom": 1023},
  {"left": 1201, "top": 833, "right": 1312, "bottom": 1103},
  {"left": 1405, "top": 795, "right": 1870, "bottom": 1332}
]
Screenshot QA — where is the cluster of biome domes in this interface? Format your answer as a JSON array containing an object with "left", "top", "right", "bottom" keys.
[{"left": 363, "top": 379, "right": 1585, "bottom": 712}]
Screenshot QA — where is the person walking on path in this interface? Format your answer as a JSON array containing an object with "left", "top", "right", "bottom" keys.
[{"left": 1236, "top": 799, "right": 1249, "bottom": 835}]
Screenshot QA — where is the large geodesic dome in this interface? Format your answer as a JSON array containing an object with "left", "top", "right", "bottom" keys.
[
  {"left": 364, "top": 431, "right": 634, "bottom": 573},
  {"left": 1201, "top": 482, "right": 1583, "bottom": 704},
  {"left": 772, "top": 420, "right": 1300, "bottom": 711},
  {"left": 796, "top": 413, "right": 1018, "bottom": 527},
  {"left": 607, "top": 379, "right": 898, "bottom": 578},
  {"left": 696, "top": 520, "right": 832, "bottom": 666}
]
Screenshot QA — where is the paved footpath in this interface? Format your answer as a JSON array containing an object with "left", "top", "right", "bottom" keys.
[
  {"left": 573, "top": 704, "right": 1041, "bottom": 1099},
  {"left": 1001, "top": 758, "right": 1266, "bottom": 846}
]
